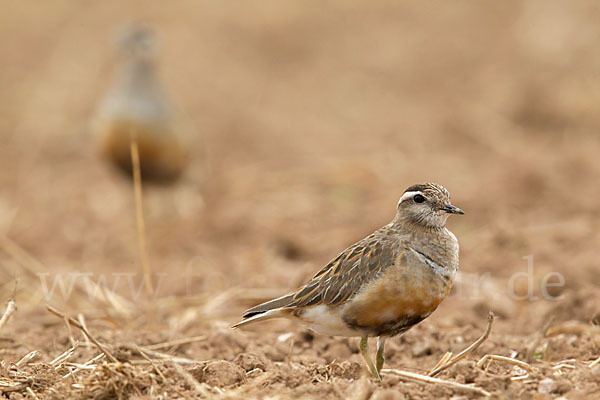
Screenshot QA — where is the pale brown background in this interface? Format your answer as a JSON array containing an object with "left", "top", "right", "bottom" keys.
[{"left": 1, "top": 1, "right": 599, "bottom": 398}]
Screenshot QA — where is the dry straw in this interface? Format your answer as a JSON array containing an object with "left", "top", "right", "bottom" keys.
[
  {"left": 129, "top": 134, "right": 154, "bottom": 298},
  {"left": 428, "top": 312, "right": 494, "bottom": 377},
  {"left": 46, "top": 304, "right": 118, "bottom": 363},
  {"left": 382, "top": 369, "right": 491, "bottom": 397},
  {"left": 0, "top": 297, "right": 17, "bottom": 332}
]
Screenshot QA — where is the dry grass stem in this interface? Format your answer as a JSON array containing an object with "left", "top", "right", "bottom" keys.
[
  {"left": 144, "top": 335, "right": 207, "bottom": 350},
  {"left": 552, "top": 359, "right": 576, "bottom": 369},
  {"left": 551, "top": 359, "right": 577, "bottom": 376},
  {"left": 382, "top": 368, "right": 491, "bottom": 397},
  {"left": 589, "top": 356, "right": 600, "bottom": 369},
  {"left": 130, "top": 135, "right": 154, "bottom": 298},
  {"left": 46, "top": 305, "right": 118, "bottom": 363},
  {"left": 62, "top": 353, "right": 105, "bottom": 379},
  {"left": 0, "top": 384, "right": 28, "bottom": 394},
  {"left": 429, "top": 312, "right": 494, "bottom": 377},
  {"left": 50, "top": 343, "right": 78, "bottom": 367},
  {"left": 26, "top": 387, "right": 40, "bottom": 400},
  {"left": 476, "top": 354, "right": 533, "bottom": 372},
  {"left": 128, "top": 359, "right": 197, "bottom": 366},
  {"left": 552, "top": 367, "right": 574, "bottom": 376},
  {"left": 77, "top": 313, "right": 91, "bottom": 346},
  {"left": 134, "top": 345, "right": 167, "bottom": 382},
  {"left": 63, "top": 317, "right": 77, "bottom": 348},
  {"left": 526, "top": 316, "right": 555, "bottom": 362},
  {"left": 0, "top": 298, "right": 17, "bottom": 332},
  {"left": 15, "top": 351, "right": 40, "bottom": 368},
  {"left": 122, "top": 344, "right": 198, "bottom": 365},
  {"left": 430, "top": 352, "right": 452, "bottom": 373},
  {"left": 62, "top": 362, "right": 98, "bottom": 372}
]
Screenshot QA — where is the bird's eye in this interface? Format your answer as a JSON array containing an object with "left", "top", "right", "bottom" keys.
[{"left": 413, "top": 194, "right": 425, "bottom": 203}]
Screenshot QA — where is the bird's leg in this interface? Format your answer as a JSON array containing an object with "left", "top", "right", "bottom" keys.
[
  {"left": 359, "top": 334, "right": 382, "bottom": 381},
  {"left": 376, "top": 336, "right": 386, "bottom": 374}
]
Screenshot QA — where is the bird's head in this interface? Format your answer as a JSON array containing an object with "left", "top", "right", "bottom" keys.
[
  {"left": 115, "top": 23, "right": 156, "bottom": 64},
  {"left": 396, "top": 183, "right": 464, "bottom": 228}
]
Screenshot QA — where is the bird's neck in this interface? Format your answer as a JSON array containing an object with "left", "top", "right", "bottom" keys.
[
  {"left": 391, "top": 215, "right": 446, "bottom": 234},
  {"left": 390, "top": 217, "right": 459, "bottom": 270},
  {"left": 119, "top": 57, "right": 157, "bottom": 89}
]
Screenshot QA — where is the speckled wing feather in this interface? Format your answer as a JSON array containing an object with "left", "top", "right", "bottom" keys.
[{"left": 288, "top": 228, "right": 402, "bottom": 308}]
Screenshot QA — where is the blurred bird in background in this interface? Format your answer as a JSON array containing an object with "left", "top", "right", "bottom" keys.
[{"left": 92, "top": 23, "right": 190, "bottom": 183}]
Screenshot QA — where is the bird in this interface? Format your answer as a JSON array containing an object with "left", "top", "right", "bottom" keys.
[
  {"left": 232, "top": 183, "right": 464, "bottom": 381},
  {"left": 91, "top": 24, "right": 190, "bottom": 183}
]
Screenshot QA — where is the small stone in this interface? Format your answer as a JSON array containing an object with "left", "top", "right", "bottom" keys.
[
  {"left": 411, "top": 340, "right": 432, "bottom": 357},
  {"left": 538, "top": 378, "right": 556, "bottom": 394},
  {"left": 554, "top": 378, "right": 572, "bottom": 395}
]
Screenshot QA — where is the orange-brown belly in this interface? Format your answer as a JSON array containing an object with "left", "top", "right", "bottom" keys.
[
  {"left": 342, "top": 262, "right": 453, "bottom": 336},
  {"left": 96, "top": 119, "right": 189, "bottom": 181}
]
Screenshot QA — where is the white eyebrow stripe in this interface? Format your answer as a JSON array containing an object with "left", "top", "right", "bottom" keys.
[{"left": 398, "top": 191, "right": 423, "bottom": 204}]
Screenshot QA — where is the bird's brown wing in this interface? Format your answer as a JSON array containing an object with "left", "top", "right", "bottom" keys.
[{"left": 288, "top": 228, "right": 401, "bottom": 308}]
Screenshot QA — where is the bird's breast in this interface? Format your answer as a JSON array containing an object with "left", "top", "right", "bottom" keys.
[{"left": 341, "top": 248, "right": 455, "bottom": 336}]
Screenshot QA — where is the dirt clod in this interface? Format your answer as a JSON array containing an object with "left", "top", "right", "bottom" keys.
[
  {"left": 234, "top": 352, "right": 268, "bottom": 372},
  {"left": 327, "top": 361, "right": 362, "bottom": 380},
  {"left": 371, "top": 388, "right": 406, "bottom": 400},
  {"left": 189, "top": 361, "right": 247, "bottom": 387}
]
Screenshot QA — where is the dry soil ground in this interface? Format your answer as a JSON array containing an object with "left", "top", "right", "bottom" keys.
[{"left": 1, "top": 1, "right": 600, "bottom": 399}]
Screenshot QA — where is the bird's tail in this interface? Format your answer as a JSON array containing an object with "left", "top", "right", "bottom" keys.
[
  {"left": 231, "top": 293, "right": 295, "bottom": 329},
  {"left": 231, "top": 308, "right": 284, "bottom": 329}
]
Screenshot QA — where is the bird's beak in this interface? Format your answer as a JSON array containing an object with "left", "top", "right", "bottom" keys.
[{"left": 442, "top": 204, "right": 464, "bottom": 215}]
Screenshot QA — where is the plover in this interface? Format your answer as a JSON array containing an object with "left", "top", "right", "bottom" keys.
[{"left": 233, "top": 183, "right": 463, "bottom": 380}]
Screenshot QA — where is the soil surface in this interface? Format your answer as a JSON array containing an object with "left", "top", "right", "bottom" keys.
[{"left": 1, "top": 1, "right": 599, "bottom": 399}]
